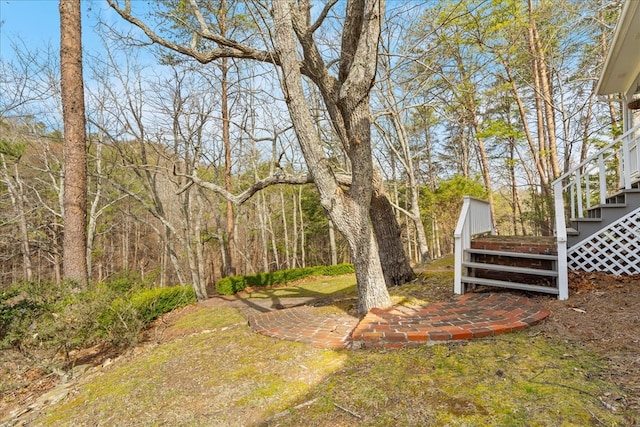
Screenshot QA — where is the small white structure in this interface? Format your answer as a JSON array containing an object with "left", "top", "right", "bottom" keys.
[{"left": 454, "top": 0, "right": 640, "bottom": 299}]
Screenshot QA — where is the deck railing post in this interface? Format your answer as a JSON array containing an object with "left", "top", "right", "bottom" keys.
[
  {"left": 636, "top": 131, "right": 640, "bottom": 179},
  {"left": 576, "top": 170, "right": 583, "bottom": 217},
  {"left": 454, "top": 197, "right": 470, "bottom": 295},
  {"left": 454, "top": 196, "right": 493, "bottom": 296},
  {"left": 623, "top": 132, "right": 632, "bottom": 189},
  {"left": 599, "top": 154, "right": 607, "bottom": 206},
  {"left": 553, "top": 181, "right": 569, "bottom": 300}
]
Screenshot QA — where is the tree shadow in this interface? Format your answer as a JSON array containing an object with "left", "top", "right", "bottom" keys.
[{"left": 231, "top": 283, "right": 358, "bottom": 316}]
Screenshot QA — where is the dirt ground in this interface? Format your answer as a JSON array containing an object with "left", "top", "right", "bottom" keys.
[
  {"left": 1, "top": 271, "right": 639, "bottom": 424},
  {"left": 534, "top": 271, "right": 640, "bottom": 416}
]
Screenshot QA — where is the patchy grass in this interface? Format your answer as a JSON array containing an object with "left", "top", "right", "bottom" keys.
[
  {"left": 25, "top": 259, "right": 637, "bottom": 425},
  {"left": 246, "top": 274, "right": 356, "bottom": 299},
  {"left": 39, "top": 308, "right": 348, "bottom": 426},
  {"left": 172, "top": 306, "right": 245, "bottom": 330},
  {"left": 265, "top": 336, "right": 626, "bottom": 426},
  {"left": 425, "top": 253, "right": 455, "bottom": 269}
]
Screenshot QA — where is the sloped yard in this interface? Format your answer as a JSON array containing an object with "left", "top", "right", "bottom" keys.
[{"left": 2, "top": 259, "right": 639, "bottom": 426}]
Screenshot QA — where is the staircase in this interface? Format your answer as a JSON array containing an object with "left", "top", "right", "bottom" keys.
[
  {"left": 454, "top": 122, "right": 640, "bottom": 299},
  {"left": 567, "top": 185, "right": 640, "bottom": 246},
  {"left": 462, "top": 236, "right": 559, "bottom": 295},
  {"left": 453, "top": 198, "right": 564, "bottom": 298}
]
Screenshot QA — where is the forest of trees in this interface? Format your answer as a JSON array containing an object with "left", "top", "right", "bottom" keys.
[{"left": 0, "top": 0, "right": 623, "bottom": 304}]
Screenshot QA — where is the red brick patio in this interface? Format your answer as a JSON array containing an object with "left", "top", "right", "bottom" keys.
[{"left": 247, "top": 292, "right": 550, "bottom": 350}]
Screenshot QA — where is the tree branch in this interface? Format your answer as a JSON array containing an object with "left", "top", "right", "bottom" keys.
[
  {"left": 107, "top": 0, "right": 280, "bottom": 65},
  {"left": 175, "top": 167, "right": 352, "bottom": 206},
  {"left": 310, "top": 0, "right": 339, "bottom": 33},
  {"left": 175, "top": 168, "right": 311, "bottom": 204},
  {"left": 339, "top": 0, "right": 384, "bottom": 103}
]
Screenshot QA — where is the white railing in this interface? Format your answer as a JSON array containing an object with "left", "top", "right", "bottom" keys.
[
  {"left": 454, "top": 196, "right": 495, "bottom": 295},
  {"left": 553, "top": 180, "right": 569, "bottom": 300},
  {"left": 555, "top": 122, "right": 640, "bottom": 220},
  {"left": 552, "top": 122, "right": 640, "bottom": 300}
]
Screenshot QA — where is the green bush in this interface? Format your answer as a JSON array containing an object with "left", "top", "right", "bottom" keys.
[
  {"left": 1, "top": 286, "right": 43, "bottom": 349},
  {"left": 129, "top": 286, "right": 196, "bottom": 323},
  {"left": 1, "top": 279, "right": 196, "bottom": 353},
  {"left": 98, "top": 298, "right": 145, "bottom": 348},
  {"left": 215, "top": 275, "right": 246, "bottom": 295},
  {"left": 101, "top": 270, "right": 154, "bottom": 294},
  {"left": 215, "top": 263, "right": 354, "bottom": 295},
  {"left": 98, "top": 285, "right": 195, "bottom": 347}
]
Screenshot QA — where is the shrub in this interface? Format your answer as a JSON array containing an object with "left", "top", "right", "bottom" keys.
[
  {"left": 129, "top": 286, "right": 196, "bottom": 323},
  {"left": 99, "top": 285, "right": 195, "bottom": 347},
  {"left": 215, "top": 276, "right": 246, "bottom": 296},
  {"left": 1, "top": 286, "right": 43, "bottom": 349},
  {"left": 98, "top": 298, "right": 145, "bottom": 348},
  {"left": 215, "top": 263, "right": 354, "bottom": 295},
  {"left": 101, "top": 270, "right": 156, "bottom": 294},
  {"left": 1, "top": 279, "right": 196, "bottom": 353}
]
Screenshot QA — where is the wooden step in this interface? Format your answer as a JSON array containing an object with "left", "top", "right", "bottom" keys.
[
  {"left": 464, "top": 248, "right": 558, "bottom": 260},
  {"left": 589, "top": 203, "right": 627, "bottom": 210},
  {"left": 570, "top": 217, "right": 601, "bottom": 222},
  {"left": 585, "top": 203, "right": 627, "bottom": 218},
  {"left": 460, "top": 276, "right": 559, "bottom": 295},
  {"left": 566, "top": 227, "right": 579, "bottom": 236},
  {"left": 462, "top": 261, "right": 558, "bottom": 277},
  {"left": 606, "top": 187, "right": 640, "bottom": 204}
]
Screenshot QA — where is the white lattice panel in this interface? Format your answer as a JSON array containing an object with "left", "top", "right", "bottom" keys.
[{"left": 568, "top": 208, "right": 640, "bottom": 275}]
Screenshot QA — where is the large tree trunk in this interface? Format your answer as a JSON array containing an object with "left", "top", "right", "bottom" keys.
[
  {"left": 220, "top": 0, "right": 236, "bottom": 277},
  {"left": 108, "top": 0, "right": 408, "bottom": 313},
  {"left": 528, "top": 0, "right": 560, "bottom": 180},
  {"left": 272, "top": 0, "right": 392, "bottom": 314},
  {"left": 59, "top": 0, "right": 88, "bottom": 286},
  {"left": 370, "top": 188, "right": 416, "bottom": 286}
]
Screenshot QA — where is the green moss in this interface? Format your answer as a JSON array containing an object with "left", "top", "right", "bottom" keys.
[
  {"left": 216, "top": 264, "right": 355, "bottom": 295},
  {"left": 421, "top": 270, "right": 455, "bottom": 282},
  {"left": 270, "top": 334, "right": 628, "bottom": 426},
  {"left": 247, "top": 275, "right": 356, "bottom": 299},
  {"left": 173, "top": 306, "right": 244, "bottom": 330},
  {"left": 427, "top": 254, "right": 455, "bottom": 268},
  {"left": 40, "top": 324, "right": 347, "bottom": 426}
]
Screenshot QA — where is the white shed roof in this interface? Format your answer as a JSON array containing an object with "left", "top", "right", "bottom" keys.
[{"left": 595, "top": 0, "right": 640, "bottom": 96}]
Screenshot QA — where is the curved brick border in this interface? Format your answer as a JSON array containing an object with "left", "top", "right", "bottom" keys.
[
  {"left": 351, "top": 293, "right": 550, "bottom": 349},
  {"left": 248, "top": 306, "right": 359, "bottom": 349},
  {"left": 247, "top": 293, "right": 550, "bottom": 350}
]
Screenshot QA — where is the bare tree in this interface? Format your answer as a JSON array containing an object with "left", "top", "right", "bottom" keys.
[
  {"left": 0, "top": 127, "right": 33, "bottom": 281},
  {"left": 59, "top": 0, "right": 88, "bottom": 286},
  {"left": 108, "top": 0, "right": 415, "bottom": 313}
]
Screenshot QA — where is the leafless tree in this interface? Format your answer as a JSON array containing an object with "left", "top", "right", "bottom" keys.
[
  {"left": 59, "top": 0, "right": 88, "bottom": 286},
  {"left": 107, "top": 0, "right": 415, "bottom": 313}
]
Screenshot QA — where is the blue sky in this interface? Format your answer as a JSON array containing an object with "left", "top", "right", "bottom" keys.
[{"left": 0, "top": 0, "right": 117, "bottom": 61}]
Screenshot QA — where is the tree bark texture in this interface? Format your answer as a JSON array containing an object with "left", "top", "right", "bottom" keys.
[
  {"left": 59, "top": 0, "right": 88, "bottom": 286},
  {"left": 370, "top": 185, "right": 416, "bottom": 286},
  {"left": 108, "top": 0, "right": 411, "bottom": 313},
  {"left": 273, "top": 0, "right": 392, "bottom": 314},
  {"left": 220, "top": 0, "right": 236, "bottom": 277}
]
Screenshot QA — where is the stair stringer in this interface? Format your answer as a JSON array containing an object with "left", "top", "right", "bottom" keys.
[{"left": 568, "top": 206, "right": 640, "bottom": 275}]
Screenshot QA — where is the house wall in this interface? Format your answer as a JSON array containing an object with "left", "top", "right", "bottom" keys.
[{"left": 625, "top": 72, "right": 640, "bottom": 132}]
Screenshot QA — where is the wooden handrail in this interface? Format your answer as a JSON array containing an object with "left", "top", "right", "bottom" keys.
[{"left": 454, "top": 196, "right": 494, "bottom": 295}]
